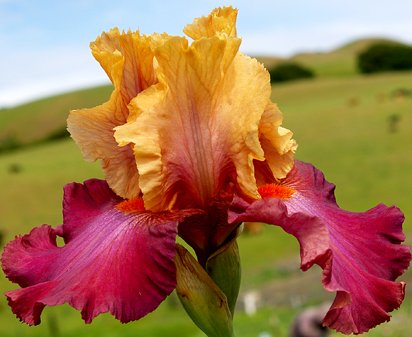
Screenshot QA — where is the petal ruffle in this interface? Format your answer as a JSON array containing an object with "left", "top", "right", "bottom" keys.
[
  {"left": 1, "top": 179, "right": 188, "bottom": 325},
  {"left": 229, "top": 161, "right": 411, "bottom": 334},
  {"left": 67, "top": 97, "right": 141, "bottom": 199},
  {"left": 183, "top": 6, "right": 238, "bottom": 39},
  {"left": 258, "top": 103, "right": 297, "bottom": 180},
  {"left": 67, "top": 29, "right": 158, "bottom": 199},
  {"left": 115, "top": 8, "right": 295, "bottom": 210}
]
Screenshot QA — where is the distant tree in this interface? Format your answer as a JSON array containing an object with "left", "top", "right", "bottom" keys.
[
  {"left": 0, "top": 135, "right": 20, "bottom": 153},
  {"left": 269, "top": 62, "right": 314, "bottom": 83},
  {"left": 358, "top": 43, "right": 412, "bottom": 74}
]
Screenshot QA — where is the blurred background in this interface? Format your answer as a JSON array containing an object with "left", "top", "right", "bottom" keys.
[{"left": 0, "top": 1, "right": 411, "bottom": 336}]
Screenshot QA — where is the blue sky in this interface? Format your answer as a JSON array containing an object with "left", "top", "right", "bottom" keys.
[{"left": 1, "top": 0, "right": 412, "bottom": 106}]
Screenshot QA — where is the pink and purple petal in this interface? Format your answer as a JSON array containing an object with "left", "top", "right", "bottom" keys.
[
  {"left": 2, "top": 179, "right": 187, "bottom": 325},
  {"left": 229, "top": 160, "right": 411, "bottom": 334}
]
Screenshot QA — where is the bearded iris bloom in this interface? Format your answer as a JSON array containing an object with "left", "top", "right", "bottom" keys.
[{"left": 1, "top": 7, "right": 410, "bottom": 335}]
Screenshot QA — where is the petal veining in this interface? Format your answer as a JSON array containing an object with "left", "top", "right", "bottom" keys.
[{"left": 1, "top": 180, "right": 187, "bottom": 325}]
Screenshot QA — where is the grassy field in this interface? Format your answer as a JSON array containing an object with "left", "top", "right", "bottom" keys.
[{"left": 0, "top": 67, "right": 411, "bottom": 336}]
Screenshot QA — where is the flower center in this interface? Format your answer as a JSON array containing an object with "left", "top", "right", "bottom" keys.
[
  {"left": 116, "top": 198, "right": 145, "bottom": 213},
  {"left": 258, "top": 183, "right": 295, "bottom": 199}
]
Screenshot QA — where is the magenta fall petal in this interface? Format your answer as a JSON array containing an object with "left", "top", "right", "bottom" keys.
[
  {"left": 1, "top": 179, "right": 185, "bottom": 325},
  {"left": 229, "top": 160, "right": 411, "bottom": 334}
]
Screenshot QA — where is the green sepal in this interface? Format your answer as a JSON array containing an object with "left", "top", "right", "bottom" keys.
[
  {"left": 175, "top": 244, "right": 234, "bottom": 337},
  {"left": 206, "top": 239, "right": 241, "bottom": 316}
]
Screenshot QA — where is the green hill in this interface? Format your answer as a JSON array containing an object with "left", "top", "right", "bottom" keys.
[
  {"left": 255, "top": 37, "right": 407, "bottom": 78},
  {"left": 0, "top": 85, "right": 112, "bottom": 151},
  {"left": 334, "top": 37, "right": 405, "bottom": 53}
]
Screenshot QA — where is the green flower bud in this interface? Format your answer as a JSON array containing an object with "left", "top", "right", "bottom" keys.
[
  {"left": 175, "top": 244, "right": 234, "bottom": 337},
  {"left": 206, "top": 239, "right": 241, "bottom": 316}
]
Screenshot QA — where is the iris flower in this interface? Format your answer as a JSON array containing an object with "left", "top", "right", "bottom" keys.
[{"left": 2, "top": 7, "right": 410, "bottom": 335}]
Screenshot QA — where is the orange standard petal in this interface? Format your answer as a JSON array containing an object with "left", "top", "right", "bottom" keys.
[
  {"left": 67, "top": 29, "right": 160, "bottom": 199},
  {"left": 115, "top": 7, "right": 297, "bottom": 210}
]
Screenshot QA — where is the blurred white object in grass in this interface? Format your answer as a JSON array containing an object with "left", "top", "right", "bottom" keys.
[
  {"left": 243, "top": 290, "right": 261, "bottom": 316},
  {"left": 258, "top": 332, "right": 272, "bottom": 337}
]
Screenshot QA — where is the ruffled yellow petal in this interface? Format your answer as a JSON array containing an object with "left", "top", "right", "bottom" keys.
[
  {"left": 115, "top": 83, "right": 166, "bottom": 206},
  {"left": 90, "top": 28, "right": 123, "bottom": 87},
  {"left": 71, "top": 6, "right": 296, "bottom": 207},
  {"left": 183, "top": 7, "right": 238, "bottom": 39},
  {"left": 115, "top": 28, "right": 272, "bottom": 209},
  {"left": 67, "top": 96, "right": 140, "bottom": 198},
  {"left": 258, "top": 103, "right": 297, "bottom": 179},
  {"left": 68, "top": 30, "right": 160, "bottom": 198},
  {"left": 91, "top": 29, "right": 157, "bottom": 102}
]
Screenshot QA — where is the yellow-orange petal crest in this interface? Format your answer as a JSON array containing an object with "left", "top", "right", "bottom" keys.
[
  {"left": 115, "top": 7, "right": 295, "bottom": 211},
  {"left": 71, "top": 6, "right": 296, "bottom": 209}
]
